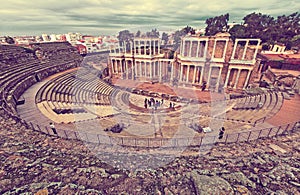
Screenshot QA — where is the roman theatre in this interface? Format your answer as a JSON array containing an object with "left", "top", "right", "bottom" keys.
[{"left": 1, "top": 33, "right": 300, "bottom": 148}]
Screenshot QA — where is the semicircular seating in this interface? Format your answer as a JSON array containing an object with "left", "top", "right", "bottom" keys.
[{"left": 0, "top": 42, "right": 83, "bottom": 115}]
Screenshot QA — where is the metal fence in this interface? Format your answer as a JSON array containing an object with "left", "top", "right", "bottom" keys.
[
  {"left": 1, "top": 101, "right": 299, "bottom": 148},
  {"left": 28, "top": 119, "right": 299, "bottom": 148}
]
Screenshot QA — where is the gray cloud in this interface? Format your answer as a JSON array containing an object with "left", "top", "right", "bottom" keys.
[{"left": 0, "top": 0, "right": 299, "bottom": 36}]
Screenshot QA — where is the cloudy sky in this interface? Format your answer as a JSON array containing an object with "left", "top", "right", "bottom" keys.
[{"left": 1, "top": 0, "right": 299, "bottom": 36}]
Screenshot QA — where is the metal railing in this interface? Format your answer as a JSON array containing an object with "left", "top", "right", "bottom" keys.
[
  {"left": 2, "top": 105, "right": 297, "bottom": 148},
  {"left": 1, "top": 86, "right": 299, "bottom": 149}
]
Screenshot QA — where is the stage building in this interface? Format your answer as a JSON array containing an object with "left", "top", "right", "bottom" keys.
[{"left": 109, "top": 33, "right": 261, "bottom": 92}]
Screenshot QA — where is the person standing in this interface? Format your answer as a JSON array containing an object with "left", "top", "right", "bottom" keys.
[{"left": 50, "top": 122, "right": 58, "bottom": 135}]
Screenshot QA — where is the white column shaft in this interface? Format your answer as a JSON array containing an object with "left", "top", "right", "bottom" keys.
[
  {"left": 223, "top": 40, "right": 228, "bottom": 59},
  {"left": 196, "top": 41, "right": 200, "bottom": 58},
  {"left": 111, "top": 59, "right": 114, "bottom": 74},
  {"left": 159, "top": 61, "right": 162, "bottom": 82},
  {"left": 207, "top": 66, "right": 212, "bottom": 88},
  {"left": 193, "top": 65, "right": 197, "bottom": 83},
  {"left": 139, "top": 41, "right": 141, "bottom": 55},
  {"left": 231, "top": 40, "right": 238, "bottom": 59},
  {"left": 186, "top": 65, "right": 190, "bottom": 82},
  {"left": 150, "top": 41, "right": 152, "bottom": 55},
  {"left": 199, "top": 66, "right": 203, "bottom": 85},
  {"left": 212, "top": 40, "right": 217, "bottom": 59},
  {"left": 180, "top": 65, "right": 183, "bottom": 82},
  {"left": 243, "top": 70, "right": 251, "bottom": 89},
  {"left": 234, "top": 69, "right": 241, "bottom": 89},
  {"left": 132, "top": 60, "right": 135, "bottom": 80},
  {"left": 150, "top": 62, "right": 153, "bottom": 78},
  {"left": 170, "top": 62, "right": 174, "bottom": 82},
  {"left": 120, "top": 60, "right": 123, "bottom": 73},
  {"left": 216, "top": 67, "right": 223, "bottom": 91},
  {"left": 158, "top": 40, "right": 160, "bottom": 54},
  {"left": 189, "top": 41, "right": 192, "bottom": 57},
  {"left": 242, "top": 40, "right": 249, "bottom": 60},
  {"left": 182, "top": 40, "right": 185, "bottom": 56},
  {"left": 125, "top": 60, "right": 129, "bottom": 79},
  {"left": 224, "top": 68, "right": 231, "bottom": 87},
  {"left": 204, "top": 40, "right": 208, "bottom": 59}
]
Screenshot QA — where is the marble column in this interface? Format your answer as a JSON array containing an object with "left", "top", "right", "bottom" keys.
[
  {"left": 115, "top": 60, "right": 119, "bottom": 73},
  {"left": 193, "top": 65, "right": 197, "bottom": 83},
  {"left": 234, "top": 69, "right": 241, "bottom": 89},
  {"left": 139, "top": 41, "right": 141, "bottom": 55},
  {"left": 182, "top": 40, "right": 185, "bottom": 56},
  {"left": 242, "top": 40, "right": 249, "bottom": 60},
  {"left": 207, "top": 66, "right": 212, "bottom": 88},
  {"left": 180, "top": 65, "right": 183, "bottom": 82},
  {"left": 120, "top": 60, "right": 123, "bottom": 73},
  {"left": 212, "top": 40, "right": 217, "bottom": 59},
  {"left": 158, "top": 40, "right": 160, "bottom": 54},
  {"left": 199, "top": 66, "right": 203, "bottom": 85},
  {"left": 132, "top": 60, "right": 135, "bottom": 80},
  {"left": 231, "top": 40, "right": 238, "bottom": 59},
  {"left": 189, "top": 41, "right": 192, "bottom": 57},
  {"left": 204, "top": 40, "right": 208, "bottom": 59},
  {"left": 186, "top": 65, "right": 190, "bottom": 83},
  {"left": 149, "top": 40, "right": 152, "bottom": 55},
  {"left": 196, "top": 41, "right": 200, "bottom": 58},
  {"left": 216, "top": 67, "right": 223, "bottom": 91},
  {"left": 135, "top": 61, "right": 138, "bottom": 77},
  {"left": 253, "top": 40, "right": 261, "bottom": 61},
  {"left": 170, "top": 62, "right": 174, "bottom": 83},
  {"left": 150, "top": 61, "right": 153, "bottom": 78},
  {"left": 111, "top": 59, "right": 114, "bottom": 74},
  {"left": 223, "top": 40, "right": 229, "bottom": 60},
  {"left": 224, "top": 68, "right": 231, "bottom": 88},
  {"left": 159, "top": 61, "right": 162, "bottom": 82},
  {"left": 243, "top": 70, "right": 251, "bottom": 89},
  {"left": 125, "top": 60, "right": 129, "bottom": 79},
  {"left": 140, "top": 61, "right": 143, "bottom": 77}
]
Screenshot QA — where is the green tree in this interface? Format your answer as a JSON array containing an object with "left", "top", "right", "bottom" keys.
[
  {"left": 205, "top": 13, "right": 229, "bottom": 36},
  {"left": 146, "top": 28, "right": 160, "bottom": 38},
  {"left": 173, "top": 26, "right": 196, "bottom": 51},
  {"left": 162, "top": 32, "right": 169, "bottom": 45},
  {"left": 242, "top": 12, "right": 300, "bottom": 49},
  {"left": 243, "top": 12, "right": 274, "bottom": 41},
  {"left": 135, "top": 30, "right": 141, "bottom": 37},
  {"left": 271, "top": 12, "right": 300, "bottom": 49},
  {"left": 229, "top": 24, "right": 248, "bottom": 40},
  {"left": 117, "top": 30, "right": 134, "bottom": 46}
]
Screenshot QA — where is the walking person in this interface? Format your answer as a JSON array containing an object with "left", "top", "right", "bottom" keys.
[
  {"left": 218, "top": 127, "right": 225, "bottom": 139},
  {"left": 50, "top": 122, "right": 58, "bottom": 135}
]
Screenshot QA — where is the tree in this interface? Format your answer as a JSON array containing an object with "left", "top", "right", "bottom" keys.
[
  {"left": 182, "top": 26, "right": 196, "bottom": 35},
  {"left": 162, "top": 32, "right": 169, "bottom": 45},
  {"left": 243, "top": 12, "right": 274, "bottom": 41},
  {"left": 173, "top": 26, "right": 196, "bottom": 51},
  {"left": 271, "top": 12, "right": 300, "bottom": 49},
  {"left": 117, "top": 30, "right": 134, "bottom": 46},
  {"left": 229, "top": 24, "right": 248, "bottom": 41},
  {"left": 205, "top": 13, "right": 229, "bottom": 36},
  {"left": 242, "top": 12, "right": 300, "bottom": 49},
  {"left": 135, "top": 30, "right": 141, "bottom": 37},
  {"left": 5, "top": 36, "right": 15, "bottom": 44},
  {"left": 146, "top": 28, "right": 160, "bottom": 38}
]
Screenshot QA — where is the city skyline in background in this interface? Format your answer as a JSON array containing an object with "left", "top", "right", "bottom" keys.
[{"left": 1, "top": 0, "right": 300, "bottom": 36}]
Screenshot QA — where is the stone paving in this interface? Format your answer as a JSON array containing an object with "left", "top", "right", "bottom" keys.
[{"left": 1, "top": 113, "right": 300, "bottom": 194}]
